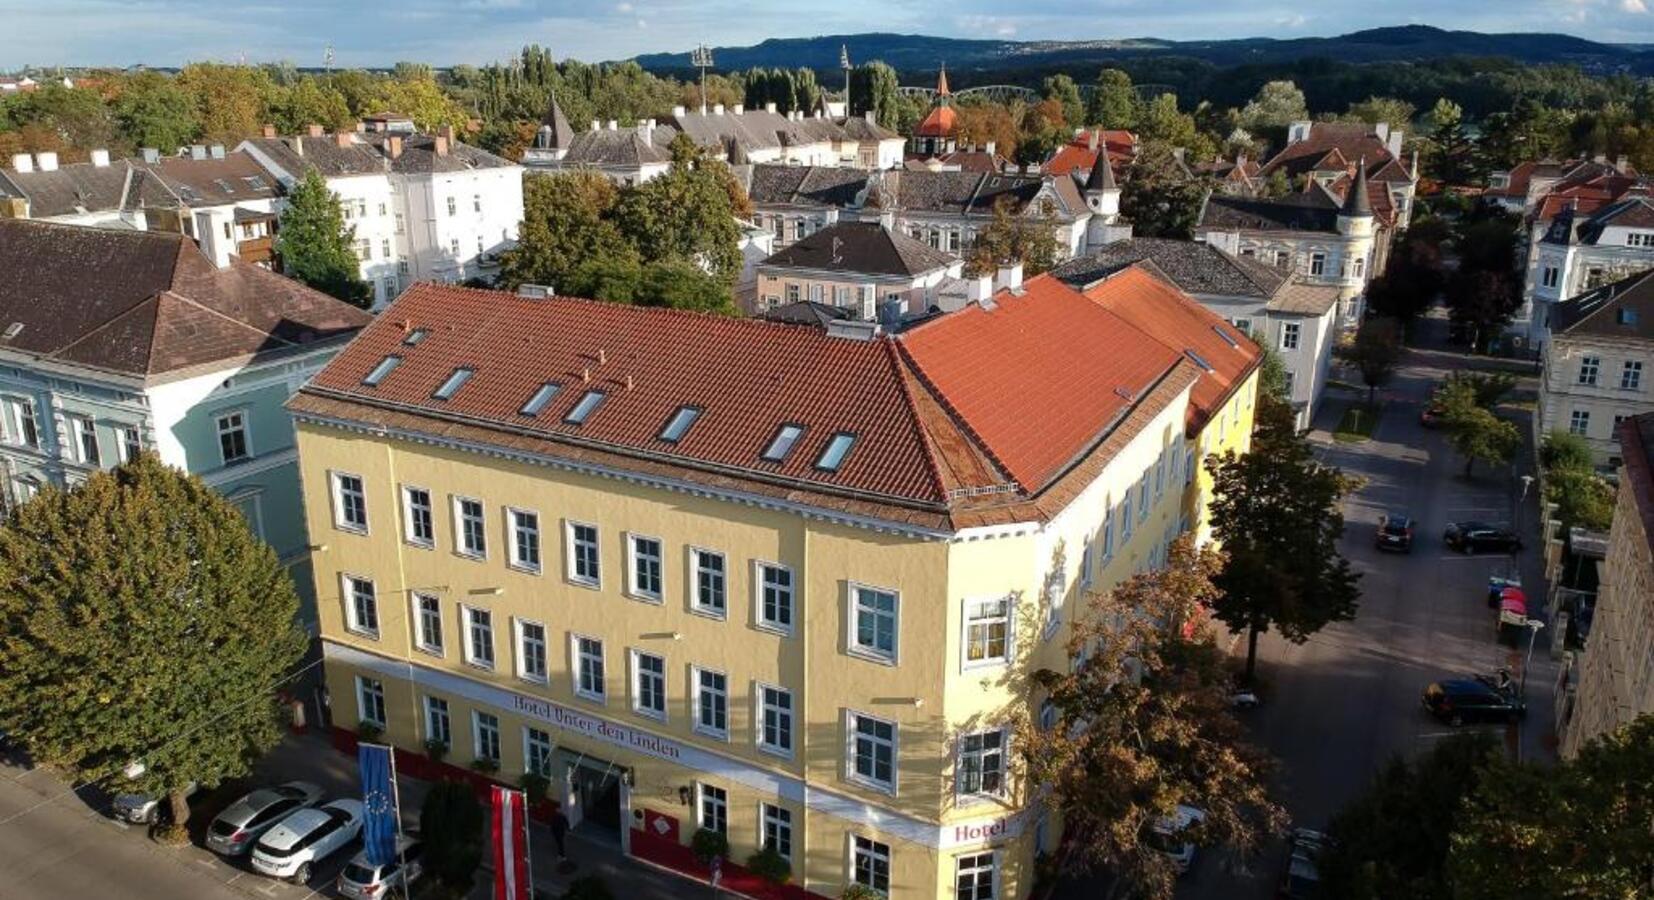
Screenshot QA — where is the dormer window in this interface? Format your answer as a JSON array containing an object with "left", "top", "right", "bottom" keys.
[
  {"left": 519, "top": 382, "right": 562, "bottom": 417},
  {"left": 762, "top": 424, "right": 805, "bottom": 462},
  {"left": 362, "top": 355, "right": 401, "bottom": 386},
  {"left": 432, "top": 367, "right": 473, "bottom": 400},
  {"left": 815, "top": 432, "right": 857, "bottom": 472},
  {"left": 658, "top": 406, "right": 701, "bottom": 443},
  {"left": 564, "top": 390, "right": 606, "bottom": 425}
]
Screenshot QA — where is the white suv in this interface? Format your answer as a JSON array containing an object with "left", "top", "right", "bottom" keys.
[{"left": 251, "top": 799, "right": 364, "bottom": 884}]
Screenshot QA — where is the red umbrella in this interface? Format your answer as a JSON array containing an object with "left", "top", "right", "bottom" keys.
[{"left": 1499, "top": 587, "right": 1528, "bottom": 617}]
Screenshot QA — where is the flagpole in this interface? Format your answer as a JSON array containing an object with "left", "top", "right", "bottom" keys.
[
  {"left": 519, "top": 787, "right": 534, "bottom": 899},
  {"left": 388, "top": 746, "right": 407, "bottom": 899}
]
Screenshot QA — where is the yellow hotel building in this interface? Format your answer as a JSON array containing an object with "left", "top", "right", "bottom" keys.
[{"left": 291, "top": 266, "right": 1258, "bottom": 900}]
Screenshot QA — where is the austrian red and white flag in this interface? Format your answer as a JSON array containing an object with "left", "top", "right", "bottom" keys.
[{"left": 491, "top": 785, "right": 530, "bottom": 900}]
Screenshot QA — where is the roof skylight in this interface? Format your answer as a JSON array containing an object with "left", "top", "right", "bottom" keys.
[
  {"left": 403, "top": 328, "right": 429, "bottom": 346},
  {"left": 362, "top": 355, "right": 401, "bottom": 386},
  {"left": 519, "top": 383, "right": 562, "bottom": 416},
  {"left": 432, "top": 367, "right": 473, "bottom": 400},
  {"left": 1184, "top": 349, "right": 1215, "bottom": 373},
  {"left": 564, "top": 390, "right": 606, "bottom": 425},
  {"left": 658, "top": 406, "right": 701, "bottom": 443},
  {"left": 815, "top": 432, "right": 857, "bottom": 472},
  {"left": 1212, "top": 324, "right": 1240, "bottom": 347},
  {"left": 762, "top": 424, "right": 806, "bottom": 462}
]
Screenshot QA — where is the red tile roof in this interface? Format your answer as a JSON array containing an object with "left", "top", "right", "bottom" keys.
[
  {"left": 1077, "top": 265, "right": 1262, "bottom": 431},
  {"left": 915, "top": 105, "right": 959, "bottom": 138},
  {"left": 1259, "top": 124, "right": 1406, "bottom": 183},
  {"left": 1044, "top": 130, "right": 1138, "bottom": 178}
]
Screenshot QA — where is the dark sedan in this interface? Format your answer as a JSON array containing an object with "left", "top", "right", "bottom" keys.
[
  {"left": 1376, "top": 513, "right": 1415, "bottom": 552},
  {"left": 1423, "top": 679, "right": 1526, "bottom": 726},
  {"left": 1444, "top": 521, "right": 1522, "bottom": 554}
]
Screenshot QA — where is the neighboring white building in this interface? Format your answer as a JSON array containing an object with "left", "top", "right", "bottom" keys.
[
  {"left": 751, "top": 220, "right": 965, "bottom": 322},
  {"left": 1524, "top": 195, "right": 1654, "bottom": 349},
  {"left": 1257, "top": 120, "right": 1418, "bottom": 229},
  {"left": 239, "top": 117, "right": 524, "bottom": 308},
  {"left": 1536, "top": 269, "right": 1654, "bottom": 469},
  {"left": 1053, "top": 237, "right": 1341, "bottom": 429}
]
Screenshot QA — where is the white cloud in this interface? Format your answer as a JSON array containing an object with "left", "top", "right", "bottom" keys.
[
  {"left": 615, "top": 1, "right": 633, "bottom": 11},
  {"left": 1623, "top": 0, "right": 1647, "bottom": 13}
]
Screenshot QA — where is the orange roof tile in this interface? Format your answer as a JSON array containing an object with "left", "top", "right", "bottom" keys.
[
  {"left": 915, "top": 104, "right": 958, "bottom": 138},
  {"left": 1044, "top": 130, "right": 1138, "bottom": 178}
]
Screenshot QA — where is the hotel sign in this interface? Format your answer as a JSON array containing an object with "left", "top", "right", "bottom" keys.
[{"left": 508, "top": 693, "right": 685, "bottom": 762}]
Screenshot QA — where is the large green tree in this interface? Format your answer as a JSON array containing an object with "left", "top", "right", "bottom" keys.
[
  {"left": 564, "top": 257, "right": 735, "bottom": 314},
  {"left": 611, "top": 134, "right": 744, "bottom": 283},
  {"left": 499, "top": 170, "right": 636, "bottom": 292},
  {"left": 1041, "top": 73, "right": 1085, "bottom": 132},
  {"left": 113, "top": 71, "right": 199, "bottom": 152},
  {"left": 1121, "top": 140, "right": 1211, "bottom": 239},
  {"left": 1207, "top": 394, "right": 1361, "bottom": 680},
  {"left": 965, "top": 196, "right": 1060, "bottom": 277},
  {"left": 1085, "top": 68, "right": 1138, "bottom": 130},
  {"left": 848, "top": 61, "right": 902, "bottom": 131},
  {"left": 1437, "top": 375, "right": 1521, "bottom": 478},
  {"left": 276, "top": 169, "right": 371, "bottom": 308},
  {"left": 0, "top": 454, "right": 306, "bottom": 831},
  {"left": 420, "top": 780, "right": 485, "bottom": 898},
  {"left": 1345, "top": 317, "right": 1404, "bottom": 406},
  {"left": 1019, "top": 537, "right": 1286, "bottom": 900},
  {"left": 1424, "top": 98, "right": 1476, "bottom": 186}
]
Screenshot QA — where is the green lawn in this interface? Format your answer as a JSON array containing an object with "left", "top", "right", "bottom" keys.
[{"left": 1335, "top": 404, "right": 1381, "bottom": 443}]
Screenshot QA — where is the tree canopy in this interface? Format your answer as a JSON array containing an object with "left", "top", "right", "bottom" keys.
[
  {"left": 275, "top": 169, "right": 372, "bottom": 308},
  {"left": 1121, "top": 141, "right": 1212, "bottom": 239},
  {"left": 965, "top": 196, "right": 1060, "bottom": 277}
]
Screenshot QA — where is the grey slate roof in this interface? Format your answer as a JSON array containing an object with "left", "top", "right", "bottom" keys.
[
  {"left": 1576, "top": 196, "right": 1654, "bottom": 245},
  {"left": 1199, "top": 190, "right": 1342, "bottom": 233},
  {"left": 0, "top": 159, "right": 172, "bottom": 218},
  {"left": 1551, "top": 267, "right": 1654, "bottom": 340},
  {"left": 762, "top": 300, "right": 855, "bottom": 327},
  {"left": 242, "top": 132, "right": 514, "bottom": 181},
  {"left": 537, "top": 92, "right": 575, "bottom": 150},
  {"left": 760, "top": 221, "right": 956, "bottom": 277},
  {"left": 553, "top": 126, "right": 679, "bottom": 168},
  {"left": 747, "top": 165, "right": 869, "bottom": 208},
  {"left": 1051, "top": 237, "right": 1287, "bottom": 297}
]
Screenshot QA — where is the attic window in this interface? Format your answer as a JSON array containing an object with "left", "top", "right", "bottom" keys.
[
  {"left": 432, "top": 367, "right": 473, "bottom": 400},
  {"left": 362, "top": 355, "right": 401, "bottom": 386},
  {"left": 243, "top": 175, "right": 268, "bottom": 190},
  {"left": 564, "top": 390, "right": 606, "bottom": 425},
  {"left": 1619, "top": 308, "right": 1640, "bottom": 326},
  {"left": 213, "top": 178, "right": 235, "bottom": 194},
  {"left": 815, "top": 432, "right": 857, "bottom": 472},
  {"left": 403, "top": 328, "right": 429, "bottom": 346},
  {"left": 1212, "top": 325, "right": 1240, "bottom": 348},
  {"left": 658, "top": 406, "right": 701, "bottom": 443},
  {"left": 1184, "top": 350, "right": 1215, "bottom": 373},
  {"left": 761, "top": 423, "right": 806, "bottom": 462},
  {"left": 2, "top": 322, "right": 23, "bottom": 340},
  {"left": 519, "top": 382, "right": 562, "bottom": 417}
]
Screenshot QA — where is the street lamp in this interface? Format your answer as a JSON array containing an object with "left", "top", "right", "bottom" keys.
[{"left": 1519, "top": 618, "right": 1546, "bottom": 696}]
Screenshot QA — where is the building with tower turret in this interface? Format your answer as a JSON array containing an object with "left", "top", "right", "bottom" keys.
[{"left": 909, "top": 68, "right": 958, "bottom": 159}]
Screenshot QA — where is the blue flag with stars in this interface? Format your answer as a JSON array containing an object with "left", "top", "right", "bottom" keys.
[{"left": 358, "top": 743, "right": 398, "bottom": 867}]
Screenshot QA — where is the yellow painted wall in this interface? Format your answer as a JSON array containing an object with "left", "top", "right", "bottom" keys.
[{"left": 1185, "top": 370, "right": 1260, "bottom": 546}]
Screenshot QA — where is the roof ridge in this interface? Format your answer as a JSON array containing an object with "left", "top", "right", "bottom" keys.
[
  {"left": 880, "top": 339, "right": 964, "bottom": 502},
  {"left": 158, "top": 285, "right": 304, "bottom": 357},
  {"left": 48, "top": 292, "right": 165, "bottom": 370},
  {"left": 889, "top": 335, "right": 1021, "bottom": 492}
]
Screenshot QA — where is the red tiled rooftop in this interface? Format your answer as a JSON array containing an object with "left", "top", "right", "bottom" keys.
[{"left": 1044, "top": 130, "right": 1137, "bottom": 178}]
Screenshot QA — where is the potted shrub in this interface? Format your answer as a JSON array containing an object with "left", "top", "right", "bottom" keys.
[
  {"left": 841, "top": 886, "right": 882, "bottom": 900},
  {"left": 520, "top": 771, "right": 551, "bottom": 806},
  {"left": 689, "top": 827, "right": 729, "bottom": 866},
  {"left": 470, "top": 757, "right": 500, "bottom": 775},
  {"left": 746, "top": 845, "right": 792, "bottom": 885},
  {"left": 357, "top": 720, "right": 384, "bottom": 742},
  {"left": 424, "top": 738, "right": 449, "bottom": 763}
]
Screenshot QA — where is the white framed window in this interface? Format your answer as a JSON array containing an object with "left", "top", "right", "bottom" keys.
[
  {"left": 118, "top": 426, "right": 141, "bottom": 463},
  {"left": 566, "top": 521, "right": 600, "bottom": 587},
  {"left": 698, "top": 784, "right": 727, "bottom": 834},
  {"left": 693, "top": 667, "right": 729, "bottom": 739},
  {"left": 785, "top": 283, "right": 800, "bottom": 303},
  {"left": 463, "top": 606, "right": 495, "bottom": 669},
  {"left": 1280, "top": 322, "right": 1300, "bottom": 350},
  {"left": 525, "top": 726, "right": 553, "bottom": 777},
  {"left": 1579, "top": 356, "right": 1601, "bottom": 386},
  {"left": 631, "top": 650, "right": 666, "bottom": 720},
  {"left": 1119, "top": 487, "right": 1134, "bottom": 539},
  {"left": 516, "top": 618, "right": 548, "bottom": 682},
  {"left": 627, "top": 534, "right": 664, "bottom": 602},
  {"left": 446, "top": 196, "right": 457, "bottom": 216},
  {"left": 1137, "top": 470, "right": 1151, "bottom": 522},
  {"left": 72, "top": 416, "right": 99, "bottom": 466},
  {"left": 332, "top": 472, "right": 368, "bottom": 532},
  {"left": 394, "top": 212, "right": 406, "bottom": 234},
  {"left": 343, "top": 574, "right": 379, "bottom": 637},
  {"left": 756, "top": 562, "right": 794, "bottom": 634},
  {"left": 423, "top": 695, "right": 450, "bottom": 747},
  {"left": 1101, "top": 500, "right": 1115, "bottom": 559},
  {"left": 473, "top": 193, "right": 482, "bottom": 213},
  {"left": 5, "top": 397, "right": 39, "bottom": 448},
  {"left": 381, "top": 238, "right": 391, "bottom": 259},
  {"left": 574, "top": 635, "right": 605, "bottom": 701},
  {"left": 761, "top": 804, "right": 793, "bottom": 861},
  {"left": 757, "top": 683, "right": 793, "bottom": 757},
  {"left": 412, "top": 592, "right": 443, "bottom": 655},
  {"left": 955, "top": 852, "right": 997, "bottom": 900},
  {"left": 690, "top": 548, "right": 726, "bottom": 617},
  {"left": 473, "top": 710, "right": 501, "bottom": 762},
  {"left": 852, "top": 836, "right": 890, "bottom": 892},
  {"left": 1623, "top": 361, "right": 1644, "bottom": 391},
  {"left": 849, "top": 585, "right": 898, "bottom": 664},
  {"left": 847, "top": 711, "right": 896, "bottom": 793},
  {"left": 1541, "top": 265, "right": 1560, "bottom": 288},
  {"left": 356, "top": 676, "right": 386, "bottom": 727},
  {"left": 1569, "top": 409, "right": 1590, "bottom": 436},
  {"left": 402, "top": 485, "right": 434, "bottom": 547},
  {"left": 1079, "top": 542, "right": 1094, "bottom": 589},
  {"left": 508, "top": 508, "right": 541, "bottom": 573},
  {"left": 1308, "top": 252, "right": 1326, "bottom": 276},
  {"left": 957, "top": 729, "right": 1006, "bottom": 799},
  {"left": 963, "top": 596, "right": 1010, "bottom": 667},
  {"left": 454, "top": 496, "right": 486, "bottom": 558},
  {"left": 216, "top": 410, "right": 250, "bottom": 464}
]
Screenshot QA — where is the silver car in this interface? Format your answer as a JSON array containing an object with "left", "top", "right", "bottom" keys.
[
  {"left": 251, "top": 799, "right": 364, "bottom": 884},
  {"left": 205, "top": 781, "right": 324, "bottom": 856},
  {"left": 337, "top": 835, "right": 424, "bottom": 898},
  {"left": 111, "top": 781, "right": 200, "bottom": 825}
]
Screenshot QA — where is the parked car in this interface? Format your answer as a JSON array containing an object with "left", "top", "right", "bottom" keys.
[
  {"left": 1422, "top": 679, "right": 1526, "bottom": 726},
  {"left": 1444, "top": 521, "right": 1522, "bottom": 554},
  {"left": 112, "top": 781, "right": 201, "bottom": 825},
  {"left": 1376, "top": 512, "right": 1415, "bottom": 552},
  {"left": 337, "top": 835, "right": 424, "bottom": 898},
  {"left": 205, "top": 781, "right": 325, "bottom": 857},
  {"left": 1420, "top": 399, "right": 1446, "bottom": 428},
  {"left": 1278, "top": 828, "right": 1331, "bottom": 899},
  {"left": 1146, "top": 805, "right": 1207, "bottom": 874},
  {"left": 251, "top": 799, "right": 364, "bottom": 884}
]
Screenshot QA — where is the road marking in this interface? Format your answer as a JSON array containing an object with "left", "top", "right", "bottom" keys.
[
  {"left": 195, "top": 858, "right": 218, "bottom": 869},
  {"left": 107, "top": 818, "right": 130, "bottom": 830}
]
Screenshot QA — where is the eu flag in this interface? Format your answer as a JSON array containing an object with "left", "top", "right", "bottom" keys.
[{"left": 358, "top": 742, "right": 399, "bottom": 868}]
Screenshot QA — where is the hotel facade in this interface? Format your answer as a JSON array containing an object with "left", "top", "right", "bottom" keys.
[{"left": 292, "top": 269, "right": 1257, "bottom": 899}]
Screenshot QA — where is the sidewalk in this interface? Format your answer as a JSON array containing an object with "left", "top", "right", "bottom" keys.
[{"left": 254, "top": 732, "right": 710, "bottom": 900}]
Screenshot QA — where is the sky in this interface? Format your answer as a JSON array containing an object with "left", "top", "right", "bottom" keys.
[{"left": 1, "top": 0, "right": 1651, "bottom": 70}]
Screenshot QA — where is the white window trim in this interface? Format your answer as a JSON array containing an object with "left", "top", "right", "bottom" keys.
[
  {"left": 960, "top": 595, "right": 1013, "bottom": 671},
  {"left": 625, "top": 532, "right": 665, "bottom": 603},
  {"left": 341, "top": 572, "right": 379, "bottom": 639},
  {"left": 844, "top": 709, "right": 899, "bottom": 795},
  {"left": 215, "top": 408, "right": 252, "bottom": 465},
  {"left": 571, "top": 633, "right": 606, "bottom": 703},
  {"left": 523, "top": 725, "right": 554, "bottom": 777},
  {"left": 629, "top": 649, "right": 667, "bottom": 722},
  {"left": 472, "top": 709, "right": 501, "bottom": 762},
  {"left": 401, "top": 484, "right": 435, "bottom": 548},
  {"left": 955, "top": 727, "right": 1009, "bottom": 803},
  {"left": 564, "top": 519, "right": 601, "bottom": 589},
  {"left": 760, "top": 803, "right": 794, "bottom": 862},
  {"left": 754, "top": 680, "right": 794, "bottom": 759},
  {"left": 452, "top": 495, "right": 487, "bottom": 560},
  {"left": 848, "top": 834, "right": 892, "bottom": 894},
  {"left": 514, "top": 616, "right": 549, "bottom": 684},
  {"left": 687, "top": 546, "right": 728, "bottom": 620},
  {"left": 355, "top": 675, "right": 386, "bottom": 727},
  {"left": 846, "top": 582, "right": 900, "bottom": 666},
  {"left": 753, "top": 560, "right": 796, "bottom": 637},
  {"left": 953, "top": 850, "right": 1001, "bottom": 900},
  {"left": 410, "top": 592, "right": 444, "bottom": 657},
  {"left": 422, "top": 695, "right": 450, "bottom": 747},
  {"left": 329, "top": 470, "right": 369, "bottom": 534},
  {"left": 691, "top": 665, "right": 730, "bottom": 741},
  {"left": 505, "top": 506, "right": 542, "bottom": 574},
  {"left": 461, "top": 604, "right": 495, "bottom": 671},
  {"left": 696, "top": 782, "right": 728, "bottom": 834}
]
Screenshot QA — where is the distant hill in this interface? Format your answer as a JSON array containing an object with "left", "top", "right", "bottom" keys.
[{"left": 631, "top": 25, "right": 1653, "bottom": 79}]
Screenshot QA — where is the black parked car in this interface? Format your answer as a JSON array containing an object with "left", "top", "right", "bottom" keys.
[
  {"left": 1376, "top": 513, "right": 1415, "bottom": 552},
  {"left": 1422, "top": 679, "right": 1526, "bottom": 726},
  {"left": 1444, "top": 521, "right": 1522, "bottom": 554}
]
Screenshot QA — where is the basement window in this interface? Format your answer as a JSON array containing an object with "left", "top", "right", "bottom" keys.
[
  {"left": 362, "top": 355, "right": 401, "bottom": 386},
  {"left": 658, "top": 406, "right": 701, "bottom": 443},
  {"left": 761, "top": 424, "right": 806, "bottom": 463},
  {"left": 432, "top": 367, "right": 473, "bottom": 400},
  {"left": 519, "top": 382, "right": 562, "bottom": 417},
  {"left": 564, "top": 390, "right": 606, "bottom": 425},
  {"left": 815, "top": 432, "right": 857, "bottom": 472}
]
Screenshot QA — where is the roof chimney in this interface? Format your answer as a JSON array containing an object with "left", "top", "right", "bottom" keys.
[
  {"left": 1617, "top": 154, "right": 1630, "bottom": 173},
  {"left": 438, "top": 124, "right": 457, "bottom": 144},
  {"left": 625, "top": 374, "right": 635, "bottom": 391},
  {"left": 590, "top": 120, "right": 600, "bottom": 132},
  {"left": 90, "top": 149, "right": 110, "bottom": 167},
  {"left": 141, "top": 147, "right": 160, "bottom": 164},
  {"left": 434, "top": 135, "right": 449, "bottom": 157},
  {"left": 733, "top": 104, "right": 744, "bottom": 115},
  {"left": 765, "top": 102, "right": 777, "bottom": 114},
  {"left": 386, "top": 135, "right": 404, "bottom": 159},
  {"left": 306, "top": 124, "right": 324, "bottom": 138},
  {"left": 35, "top": 152, "right": 57, "bottom": 172},
  {"left": 189, "top": 145, "right": 206, "bottom": 161},
  {"left": 606, "top": 120, "right": 618, "bottom": 131},
  {"left": 713, "top": 103, "right": 725, "bottom": 116},
  {"left": 597, "top": 348, "right": 607, "bottom": 364},
  {"left": 334, "top": 132, "right": 352, "bottom": 148},
  {"left": 672, "top": 105, "right": 687, "bottom": 118},
  {"left": 995, "top": 261, "right": 1024, "bottom": 295},
  {"left": 261, "top": 123, "right": 277, "bottom": 138},
  {"left": 10, "top": 153, "right": 32, "bottom": 173},
  {"left": 210, "top": 144, "right": 225, "bottom": 159},
  {"left": 1088, "top": 129, "right": 1099, "bottom": 152}
]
